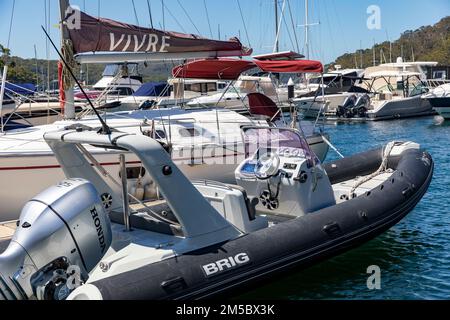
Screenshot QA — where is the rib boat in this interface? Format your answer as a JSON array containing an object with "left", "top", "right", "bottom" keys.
[{"left": 0, "top": 125, "right": 433, "bottom": 300}]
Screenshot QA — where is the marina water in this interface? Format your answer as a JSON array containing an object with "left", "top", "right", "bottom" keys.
[{"left": 240, "top": 116, "right": 450, "bottom": 300}]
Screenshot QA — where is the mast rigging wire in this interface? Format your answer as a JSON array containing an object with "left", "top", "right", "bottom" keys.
[
  {"left": 176, "top": 0, "right": 201, "bottom": 35},
  {"left": 279, "top": 1, "right": 296, "bottom": 52},
  {"left": 203, "top": 0, "right": 213, "bottom": 38},
  {"left": 7, "top": 0, "right": 16, "bottom": 49},
  {"left": 146, "top": 0, "right": 154, "bottom": 28},
  {"left": 273, "top": 0, "right": 286, "bottom": 53},
  {"left": 131, "top": 0, "right": 141, "bottom": 26},
  {"left": 41, "top": 26, "right": 112, "bottom": 135},
  {"left": 161, "top": 1, "right": 186, "bottom": 33},
  {"left": 44, "top": 0, "right": 50, "bottom": 101},
  {"left": 161, "top": 0, "right": 165, "bottom": 30},
  {"left": 286, "top": 0, "right": 300, "bottom": 53},
  {"left": 236, "top": 0, "right": 252, "bottom": 48}
]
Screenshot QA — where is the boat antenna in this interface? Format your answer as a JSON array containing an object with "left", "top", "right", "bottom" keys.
[{"left": 41, "top": 26, "right": 112, "bottom": 135}]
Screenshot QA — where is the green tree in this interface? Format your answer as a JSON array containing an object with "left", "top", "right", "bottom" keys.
[{"left": 327, "top": 16, "right": 450, "bottom": 70}]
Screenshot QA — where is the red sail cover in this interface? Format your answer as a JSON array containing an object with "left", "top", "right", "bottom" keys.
[
  {"left": 172, "top": 59, "right": 256, "bottom": 80},
  {"left": 253, "top": 60, "right": 323, "bottom": 74},
  {"left": 67, "top": 10, "right": 252, "bottom": 56}
]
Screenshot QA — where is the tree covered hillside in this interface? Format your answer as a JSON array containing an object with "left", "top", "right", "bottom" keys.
[{"left": 328, "top": 16, "right": 450, "bottom": 70}]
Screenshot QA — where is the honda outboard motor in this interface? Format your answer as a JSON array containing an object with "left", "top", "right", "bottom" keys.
[{"left": 0, "top": 179, "right": 112, "bottom": 300}]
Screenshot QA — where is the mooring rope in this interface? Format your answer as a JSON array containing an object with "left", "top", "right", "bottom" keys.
[
  {"left": 61, "top": 39, "right": 76, "bottom": 91},
  {"left": 348, "top": 141, "right": 399, "bottom": 198}
]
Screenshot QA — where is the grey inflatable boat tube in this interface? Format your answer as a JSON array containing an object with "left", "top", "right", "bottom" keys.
[{"left": 90, "top": 147, "right": 434, "bottom": 300}]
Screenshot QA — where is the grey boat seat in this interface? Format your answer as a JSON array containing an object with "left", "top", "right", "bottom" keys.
[
  {"left": 192, "top": 181, "right": 267, "bottom": 233},
  {"left": 109, "top": 201, "right": 183, "bottom": 236},
  {"left": 225, "top": 184, "right": 259, "bottom": 221}
]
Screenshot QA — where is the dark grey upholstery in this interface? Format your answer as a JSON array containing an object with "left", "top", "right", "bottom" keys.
[{"left": 110, "top": 209, "right": 183, "bottom": 236}]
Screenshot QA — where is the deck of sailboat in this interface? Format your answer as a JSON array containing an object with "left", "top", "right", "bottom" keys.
[{"left": 0, "top": 108, "right": 261, "bottom": 155}]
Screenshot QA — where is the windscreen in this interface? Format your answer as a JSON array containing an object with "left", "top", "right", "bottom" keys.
[{"left": 242, "top": 127, "right": 317, "bottom": 164}]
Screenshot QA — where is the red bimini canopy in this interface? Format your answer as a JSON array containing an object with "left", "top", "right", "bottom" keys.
[
  {"left": 253, "top": 59, "right": 323, "bottom": 74},
  {"left": 253, "top": 51, "right": 305, "bottom": 61},
  {"left": 172, "top": 58, "right": 256, "bottom": 80}
]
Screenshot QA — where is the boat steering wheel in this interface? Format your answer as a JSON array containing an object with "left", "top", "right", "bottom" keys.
[{"left": 254, "top": 152, "right": 281, "bottom": 180}]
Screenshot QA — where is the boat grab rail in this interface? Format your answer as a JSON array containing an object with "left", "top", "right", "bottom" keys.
[{"left": 191, "top": 180, "right": 235, "bottom": 191}]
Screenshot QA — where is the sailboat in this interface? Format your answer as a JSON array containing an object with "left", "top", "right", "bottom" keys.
[{"left": 0, "top": 3, "right": 329, "bottom": 223}]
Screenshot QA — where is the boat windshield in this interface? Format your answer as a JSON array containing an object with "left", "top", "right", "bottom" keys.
[
  {"left": 242, "top": 127, "right": 316, "bottom": 163},
  {"left": 103, "top": 63, "right": 139, "bottom": 77}
]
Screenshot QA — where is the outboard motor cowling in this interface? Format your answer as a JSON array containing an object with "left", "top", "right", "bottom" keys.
[
  {"left": 354, "top": 94, "right": 371, "bottom": 117},
  {"left": 0, "top": 179, "right": 112, "bottom": 300},
  {"left": 336, "top": 95, "right": 357, "bottom": 118}
]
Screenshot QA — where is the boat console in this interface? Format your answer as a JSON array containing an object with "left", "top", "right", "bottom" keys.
[{"left": 235, "top": 127, "right": 336, "bottom": 217}]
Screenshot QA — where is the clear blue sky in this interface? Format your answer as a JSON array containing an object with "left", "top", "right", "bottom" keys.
[{"left": 1, "top": 0, "right": 449, "bottom": 64}]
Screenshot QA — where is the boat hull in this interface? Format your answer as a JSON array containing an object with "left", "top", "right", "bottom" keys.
[
  {"left": 367, "top": 95, "right": 435, "bottom": 120},
  {"left": 295, "top": 94, "right": 353, "bottom": 118},
  {"left": 85, "top": 147, "right": 433, "bottom": 300},
  {"left": 428, "top": 97, "right": 450, "bottom": 119}
]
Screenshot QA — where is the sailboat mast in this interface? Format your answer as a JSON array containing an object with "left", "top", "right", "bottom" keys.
[
  {"left": 0, "top": 66, "right": 8, "bottom": 133},
  {"left": 34, "top": 44, "right": 39, "bottom": 88},
  {"left": 274, "top": 0, "right": 279, "bottom": 52},
  {"left": 58, "top": 0, "right": 75, "bottom": 119},
  {"left": 360, "top": 40, "right": 363, "bottom": 68},
  {"left": 305, "top": 0, "right": 309, "bottom": 60},
  {"left": 372, "top": 39, "right": 376, "bottom": 66}
]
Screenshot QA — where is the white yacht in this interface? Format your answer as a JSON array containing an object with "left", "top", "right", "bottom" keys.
[
  {"left": 315, "top": 59, "right": 437, "bottom": 121},
  {"left": 363, "top": 70, "right": 433, "bottom": 120},
  {"left": 293, "top": 69, "right": 369, "bottom": 118},
  {"left": 74, "top": 63, "right": 143, "bottom": 102},
  {"left": 422, "top": 83, "right": 450, "bottom": 119}
]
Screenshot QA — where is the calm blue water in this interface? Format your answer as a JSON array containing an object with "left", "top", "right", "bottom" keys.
[{"left": 240, "top": 116, "right": 450, "bottom": 300}]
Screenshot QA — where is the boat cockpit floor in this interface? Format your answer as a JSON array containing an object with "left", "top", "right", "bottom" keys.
[{"left": 111, "top": 171, "right": 397, "bottom": 237}]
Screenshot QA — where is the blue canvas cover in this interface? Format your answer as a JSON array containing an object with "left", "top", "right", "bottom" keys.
[
  {"left": 3, "top": 83, "right": 36, "bottom": 98},
  {"left": 133, "top": 82, "right": 170, "bottom": 97}
]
